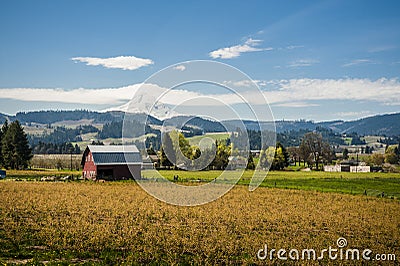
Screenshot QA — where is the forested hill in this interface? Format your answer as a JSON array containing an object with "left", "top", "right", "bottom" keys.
[
  {"left": 225, "top": 113, "right": 400, "bottom": 136},
  {"left": 12, "top": 110, "right": 125, "bottom": 124},
  {"left": 0, "top": 110, "right": 399, "bottom": 136},
  {"left": 0, "top": 110, "right": 162, "bottom": 125},
  {"left": 320, "top": 113, "right": 400, "bottom": 136}
]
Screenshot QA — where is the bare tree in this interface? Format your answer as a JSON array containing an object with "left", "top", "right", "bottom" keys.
[
  {"left": 287, "top": 146, "right": 300, "bottom": 165},
  {"left": 299, "top": 132, "right": 333, "bottom": 170}
]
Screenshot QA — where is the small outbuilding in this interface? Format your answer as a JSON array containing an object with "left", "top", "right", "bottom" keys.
[{"left": 81, "top": 145, "right": 142, "bottom": 180}]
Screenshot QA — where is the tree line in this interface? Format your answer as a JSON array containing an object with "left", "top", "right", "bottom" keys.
[
  {"left": 157, "top": 131, "right": 235, "bottom": 170},
  {"left": 0, "top": 120, "right": 33, "bottom": 169},
  {"left": 14, "top": 110, "right": 125, "bottom": 124},
  {"left": 31, "top": 142, "right": 81, "bottom": 155},
  {"left": 154, "top": 130, "right": 334, "bottom": 171}
]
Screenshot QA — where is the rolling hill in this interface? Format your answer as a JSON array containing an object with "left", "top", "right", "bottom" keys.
[{"left": 0, "top": 110, "right": 399, "bottom": 136}]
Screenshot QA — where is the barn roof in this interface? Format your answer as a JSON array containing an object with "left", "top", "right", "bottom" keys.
[
  {"left": 88, "top": 145, "right": 139, "bottom": 153},
  {"left": 83, "top": 145, "right": 141, "bottom": 166}
]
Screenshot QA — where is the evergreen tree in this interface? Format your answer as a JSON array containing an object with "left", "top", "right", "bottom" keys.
[
  {"left": 159, "top": 133, "right": 174, "bottom": 168},
  {"left": 1, "top": 121, "right": 13, "bottom": 169},
  {"left": 396, "top": 142, "right": 400, "bottom": 156},
  {"left": 246, "top": 153, "right": 255, "bottom": 170},
  {"left": 365, "top": 146, "right": 370, "bottom": 154},
  {"left": 0, "top": 120, "right": 6, "bottom": 166},
  {"left": 1, "top": 120, "right": 32, "bottom": 169},
  {"left": 269, "top": 143, "right": 289, "bottom": 170},
  {"left": 74, "top": 144, "right": 81, "bottom": 154},
  {"left": 342, "top": 148, "right": 349, "bottom": 160}
]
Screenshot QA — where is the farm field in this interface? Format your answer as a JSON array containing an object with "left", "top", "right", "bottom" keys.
[
  {"left": 187, "top": 132, "right": 230, "bottom": 146},
  {"left": 4, "top": 169, "right": 81, "bottom": 180},
  {"left": 5, "top": 168, "right": 400, "bottom": 199},
  {"left": 143, "top": 170, "right": 400, "bottom": 199},
  {"left": 0, "top": 181, "right": 399, "bottom": 264}
]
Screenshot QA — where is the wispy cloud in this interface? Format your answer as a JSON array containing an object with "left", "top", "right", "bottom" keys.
[
  {"left": 71, "top": 55, "right": 154, "bottom": 70},
  {"left": 223, "top": 79, "right": 268, "bottom": 88},
  {"left": 263, "top": 78, "right": 400, "bottom": 106},
  {"left": 286, "top": 45, "right": 304, "bottom": 50},
  {"left": 0, "top": 84, "right": 152, "bottom": 105},
  {"left": 288, "top": 59, "right": 319, "bottom": 67},
  {"left": 173, "top": 65, "right": 186, "bottom": 71},
  {"left": 342, "top": 59, "right": 374, "bottom": 67},
  {"left": 1, "top": 78, "right": 399, "bottom": 111},
  {"left": 274, "top": 102, "right": 319, "bottom": 108},
  {"left": 209, "top": 38, "right": 272, "bottom": 59},
  {"left": 368, "top": 45, "right": 396, "bottom": 53},
  {"left": 335, "top": 111, "right": 372, "bottom": 117}
]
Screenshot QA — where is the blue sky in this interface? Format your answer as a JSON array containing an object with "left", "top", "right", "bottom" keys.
[{"left": 0, "top": 0, "right": 399, "bottom": 121}]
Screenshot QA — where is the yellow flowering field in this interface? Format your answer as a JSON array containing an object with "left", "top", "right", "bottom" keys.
[{"left": 0, "top": 181, "right": 399, "bottom": 264}]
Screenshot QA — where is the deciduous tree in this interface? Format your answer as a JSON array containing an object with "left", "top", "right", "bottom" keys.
[{"left": 299, "top": 132, "right": 332, "bottom": 170}]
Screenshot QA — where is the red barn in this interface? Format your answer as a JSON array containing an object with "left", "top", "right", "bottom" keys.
[{"left": 81, "top": 145, "right": 142, "bottom": 180}]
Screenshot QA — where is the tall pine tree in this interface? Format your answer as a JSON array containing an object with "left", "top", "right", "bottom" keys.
[
  {"left": 1, "top": 120, "right": 12, "bottom": 169},
  {"left": 1, "top": 120, "right": 32, "bottom": 169},
  {"left": 0, "top": 120, "right": 6, "bottom": 166}
]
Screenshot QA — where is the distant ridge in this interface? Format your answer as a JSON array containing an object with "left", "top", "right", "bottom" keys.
[
  {"left": 0, "top": 110, "right": 399, "bottom": 136},
  {"left": 320, "top": 112, "right": 400, "bottom": 136}
]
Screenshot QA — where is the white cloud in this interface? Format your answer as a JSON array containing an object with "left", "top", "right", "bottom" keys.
[
  {"left": 0, "top": 84, "right": 152, "bottom": 105},
  {"left": 1, "top": 78, "right": 399, "bottom": 116},
  {"left": 288, "top": 59, "right": 319, "bottom": 67},
  {"left": 286, "top": 45, "right": 304, "bottom": 50},
  {"left": 71, "top": 55, "right": 154, "bottom": 70},
  {"left": 342, "top": 59, "right": 374, "bottom": 67},
  {"left": 263, "top": 77, "right": 400, "bottom": 106},
  {"left": 274, "top": 102, "right": 319, "bottom": 108},
  {"left": 209, "top": 38, "right": 272, "bottom": 59},
  {"left": 368, "top": 45, "right": 396, "bottom": 53},
  {"left": 335, "top": 111, "right": 372, "bottom": 117},
  {"left": 223, "top": 79, "right": 268, "bottom": 88},
  {"left": 173, "top": 65, "right": 186, "bottom": 71}
]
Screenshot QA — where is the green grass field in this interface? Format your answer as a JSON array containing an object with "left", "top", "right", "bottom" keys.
[
  {"left": 142, "top": 170, "right": 400, "bottom": 199},
  {"left": 187, "top": 132, "right": 229, "bottom": 146},
  {"left": 4, "top": 169, "right": 81, "bottom": 179},
  {"left": 3, "top": 168, "right": 400, "bottom": 199}
]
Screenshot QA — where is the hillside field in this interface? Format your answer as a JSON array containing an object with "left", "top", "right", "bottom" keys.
[
  {"left": 187, "top": 132, "right": 230, "bottom": 146},
  {"left": 0, "top": 181, "right": 399, "bottom": 264}
]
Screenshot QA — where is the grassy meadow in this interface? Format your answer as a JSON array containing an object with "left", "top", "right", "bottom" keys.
[
  {"left": 187, "top": 132, "right": 230, "bottom": 146},
  {"left": 143, "top": 170, "right": 400, "bottom": 199}
]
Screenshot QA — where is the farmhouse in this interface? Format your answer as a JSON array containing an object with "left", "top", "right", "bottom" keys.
[
  {"left": 324, "top": 160, "right": 370, "bottom": 173},
  {"left": 141, "top": 154, "right": 159, "bottom": 169},
  {"left": 81, "top": 145, "right": 142, "bottom": 180}
]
